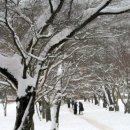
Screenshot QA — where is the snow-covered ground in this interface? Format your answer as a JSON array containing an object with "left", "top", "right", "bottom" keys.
[{"left": 0, "top": 100, "right": 130, "bottom": 130}]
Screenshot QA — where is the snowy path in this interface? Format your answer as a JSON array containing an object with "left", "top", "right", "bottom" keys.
[
  {"left": 59, "top": 105, "right": 99, "bottom": 130},
  {"left": 82, "top": 101, "right": 130, "bottom": 130},
  {"left": 77, "top": 113, "right": 114, "bottom": 130},
  {"left": 69, "top": 108, "right": 114, "bottom": 130}
]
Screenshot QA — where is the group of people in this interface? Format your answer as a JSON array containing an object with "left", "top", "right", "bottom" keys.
[
  {"left": 73, "top": 101, "right": 84, "bottom": 115},
  {"left": 67, "top": 98, "right": 84, "bottom": 115}
]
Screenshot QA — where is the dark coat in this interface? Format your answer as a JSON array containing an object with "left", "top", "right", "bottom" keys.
[
  {"left": 74, "top": 102, "right": 77, "bottom": 114},
  {"left": 79, "top": 102, "right": 84, "bottom": 112},
  {"left": 67, "top": 99, "right": 70, "bottom": 108},
  {"left": 72, "top": 100, "right": 74, "bottom": 108}
]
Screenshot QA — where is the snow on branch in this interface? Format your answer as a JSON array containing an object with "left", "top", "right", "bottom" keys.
[
  {"left": 81, "top": 0, "right": 112, "bottom": 22},
  {"left": 21, "top": 7, "right": 51, "bottom": 47},
  {"left": 21, "top": 0, "right": 64, "bottom": 51},
  {"left": 40, "top": 27, "right": 73, "bottom": 58},
  {"left": 38, "top": 0, "right": 114, "bottom": 57},
  {"left": 0, "top": 54, "right": 23, "bottom": 83},
  {"left": 26, "top": 53, "right": 46, "bottom": 62},
  {"left": 4, "top": 1, "right": 26, "bottom": 59},
  {"left": 70, "top": 75, "right": 90, "bottom": 82},
  {"left": 10, "top": 6, "right": 33, "bottom": 25},
  {"left": 61, "top": 77, "right": 71, "bottom": 94},
  {"left": 5, "top": 21, "right": 26, "bottom": 59},
  {"left": 37, "top": 0, "right": 112, "bottom": 60},
  {"left": 47, "top": 47, "right": 79, "bottom": 74},
  {"left": 0, "top": 74, "right": 17, "bottom": 91},
  {"left": 0, "top": 54, "right": 35, "bottom": 97},
  {"left": 35, "top": 86, "right": 54, "bottom": 103},
  {"left": 36, "top": 27, "right": 53, "bottom": 39},
  {"left": 101, "top": 4, "right": 130, "bottom": 14},
  {"left": 0, "top": 81, "right": 10, "bottom": 86}
]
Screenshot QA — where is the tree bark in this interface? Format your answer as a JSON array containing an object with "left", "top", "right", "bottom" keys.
[
  {"left": 31, "top": 119, "right": 34, "bottom": 130},
  {"left": 41, "top": 99, "right": 45, "bottom": 119},
  {"left": 2, "top": 90, "right": 7, "bottom": 117},
  {"left": 94, "top": 94, "right": 98, "bottom": 105},
  {"left": 45, "top": 101, "right": 51, "bottom": 122},
  {"left": 106, "top": 89, "right": 114, "bottom": 111},
  {"left": 127, "top": 93, "right": 130, "bottom": 113},
  {"left": 50, "top": 101, "right": 61, "bottom": 130},
  {"left": 103, "top": 94, "right": 107, "bottom": 108},
  {"left": 56, "top": 101, "right": 61, "bottom": 124},
  {"left": 112, "top": 88, "right": 119, "bottom": 112},
  {"left": 14, "top": 87, "right": 36, "bottom": 130}
]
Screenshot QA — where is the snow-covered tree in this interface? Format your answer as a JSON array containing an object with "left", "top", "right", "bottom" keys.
[{"left": 1, "top": 0, "right": 130, "bottom": 129}]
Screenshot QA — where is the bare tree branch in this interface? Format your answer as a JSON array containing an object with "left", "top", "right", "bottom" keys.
[{"left": 49, "top": 0, "right": 54, "bottom": 14}]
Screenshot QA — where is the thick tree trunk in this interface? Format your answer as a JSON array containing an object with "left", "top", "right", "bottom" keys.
[
  {"left": 94, "top": 94, "right": 98, "bottom": 105},
  {"left": 124, "top": 103, "right": 128, "bottom": 113},
  {"left": 2, "top": 90, "right": 7, "bottom": 117},
  {"left": 103, "top": 94, "right": 107, "bottom": 108},
  {"left": 112, "top": 88, "right": 119, "bottom": 112},
  {"left": 67, "top": 98, "right": 70, "bottom": 108},
  {"left": 50, "top": 101, "right": 61, "bottom": 130},
  {"left": 127, "top": 93, "right": 130, "bottom": 113},
  {"left": 106, "top": 89, "right": 114, "bottom": 111},
  {"left": 31, "top": 119, "right": 34, "bottom": 130},
  {"left": 103, "top": 86, "right": 114, "bottom": 111},
  {"left": 91, "top": 98, "right": 93, "bottom": 103},
  {"left": 56, "top": 101, "right": 61, "bottom": 124},
  {"left": 4, "top": 96, "right": 7, "bottom": 117},
  {"left": 41, "top": 99, "right": 45, "bottom": 119},
  {"left": 14, "top": 87, "right": 36, "bottom": 130},
  {"left": 45, "top": 102, "right": 51, "bottom": 122}
]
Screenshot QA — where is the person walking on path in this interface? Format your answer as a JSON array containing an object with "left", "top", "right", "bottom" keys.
[
  {"left": 71, "top": 99, "right": 75, "bottom": 108},
  {"left": 74, "top": 102, "right": 78, "bottom": 114},
  {"left": 67, "top": 98, "right": 70, "bottom": 108},
  {"left": 79, "top": 101, "right": 84, "bottom": 114}
]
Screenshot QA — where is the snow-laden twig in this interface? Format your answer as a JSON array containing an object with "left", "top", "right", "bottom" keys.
[
  {"left": 26, "top": 53, "right": 46, "bottom": 61},
  {"left": 47, "top": 47, "right": 79, "bottom": 74},
  {"left": 37, "top": 32, "right": 52, "bottom": 39},
  {"left": 10, "top": 6, "right": 33, "bottom": 24},
  {"left": 101, "top": 4, "right": 130, "bottom": 14},
  {"left": 61, "top": 77, "right": 71, "bottom": 94},
  {"left": 35, "top": 87, "right": 55, "bottom": 103},
  {"left": 0, "top": 81, "right": 10, "bottom": 86},
  {"left": 0, "top": 73, "right": 17, "bottom": 91}
]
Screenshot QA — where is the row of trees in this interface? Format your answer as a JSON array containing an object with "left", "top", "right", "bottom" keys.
[
  {"left": 68, "top": 40, "right": 130, "bottom": 113},
  {"left": 0, "top": 0, "right": 130, "bottom": 130}
]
